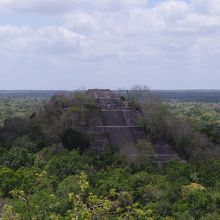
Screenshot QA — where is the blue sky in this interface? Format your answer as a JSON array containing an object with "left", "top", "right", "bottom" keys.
[{"left": 0, "top": 0, "right": 219, "bottom": 90}]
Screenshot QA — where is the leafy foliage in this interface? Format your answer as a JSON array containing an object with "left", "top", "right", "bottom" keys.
[
  {"left": 0, "top": 167, "right": 21, "bottom": 197},
  {"left": 0, "top": 92, "right": 220, "bottom": 219}
]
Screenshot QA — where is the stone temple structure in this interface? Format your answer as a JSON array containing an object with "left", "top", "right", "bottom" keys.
[{"left": 86, "top": 89, "right": 179, "bottom": 163}]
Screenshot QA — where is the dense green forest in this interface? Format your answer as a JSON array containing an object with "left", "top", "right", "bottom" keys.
[
  {"left": 0, "top": 91, "right": 220, "bottom": 219},
  {"left": 170, "top": 103, "right": 220, "bottom": 145},
  {"left": 0, "top": 98, "right": 41, "bottom": 126}
]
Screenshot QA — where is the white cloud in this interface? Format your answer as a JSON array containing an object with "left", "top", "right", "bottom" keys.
[
  {"left": 0, "top": 0, "right": 80, "bottom": 14},
  {"left": 64, "top": 12, "right": 99, "bottom": 32},
  {"left": 84, "top": 0, "right": 148, "bottom": 11},
  {"left": 0, "top": 0, "right": 148, "bottom": 14},
  {"left": 0, "top": 0, "right": 220, "bottom": 89},
  {"left": 0, "top": 25, "right": 84, "bottom": 54},
  {"left": 191, "top": 0, "right": 220, "bottom": 15}
]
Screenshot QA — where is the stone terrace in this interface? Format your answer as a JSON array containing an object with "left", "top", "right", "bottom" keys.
[{"left": 86, "top": 89, "right": 179, "bottom": 163}]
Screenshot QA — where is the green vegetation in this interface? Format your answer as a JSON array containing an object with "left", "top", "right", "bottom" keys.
[
  {"left": 128, "top": 87, "right": 219, "bottom": 161},
  {"left": 0, "top": 97, "right": 41, "bottom": 126},
  {"left": 0, "top": 91, "right": 219, "bottom": 219},
  {"left": 170, "top": 102, "right": 220, "bottom": 145}
]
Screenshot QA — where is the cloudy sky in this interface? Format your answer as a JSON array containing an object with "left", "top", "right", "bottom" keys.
[{"left": 0, "top": 0, "right": 219, "bottom": 90}]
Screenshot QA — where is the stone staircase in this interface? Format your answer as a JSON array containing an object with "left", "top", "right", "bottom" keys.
[
  {"left": 86, "top": 89, "right": 180, "bottom": 163},
  {"left": 154, "top": 142, "right": 179, "bottom": 163}
]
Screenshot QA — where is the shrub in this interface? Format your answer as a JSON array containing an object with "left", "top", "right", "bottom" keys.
[
  {"left": 0, "top": 167, "right": 21, "bottom": 197},
  {"left": 46, "top": 150, "right": 92, "bottom": 180},
  {"left": 0, "top": 147, "right": 34, "bottom": 170}
]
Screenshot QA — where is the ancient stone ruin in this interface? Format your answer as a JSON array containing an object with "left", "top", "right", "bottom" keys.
[{"left": 86, "top": 89, "right": 179, "bottom": 163}]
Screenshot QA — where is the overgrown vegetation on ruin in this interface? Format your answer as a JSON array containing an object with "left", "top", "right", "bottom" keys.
[{"left": 0, "top": 90, "right": 220, "bottom": 219}]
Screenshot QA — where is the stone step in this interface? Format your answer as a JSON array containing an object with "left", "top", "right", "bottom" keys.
[
  {"left": 97, "top": 98, "right": 126, "bottom": 109},
  {"left": 102, "top": 111, "right": 126, "bottom": 126},
  {"left": 95, "top": 126, "right": 140, "bottom": 128},
  {"left": 155, "top": 154, "right": 179, "bottom": 162},
  {"left": 105, "top": 127, "right": 136, "bottom": 145},
  {"left": 153, "top": 143, "right": 179, "bottom": 163},
  {"left": 154, "top": 147, "right": 177, "bottom": 155},
  {"left": 96, "top": 97, "right": 120, "bottom": 100},
  {"left": 154, "top": 143, "right": 177, "bottom": 155},
  {"left": 87, "top": 113, "right": 103, "bottom": 126},
  {"left": 123, "top": 111, "right": 142, "bottom": 126},
  {"left": 87, "top": 127, "right": 107, "bottom": 139},
  {"left": 101, "top": 109, "right": 133, "bottom": 112},
  {"left": 131, "top": 127, "right": 146, "bottom": 141},
  {"left": 90, "top": 140, "right": 109, "bottom": 151}
]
